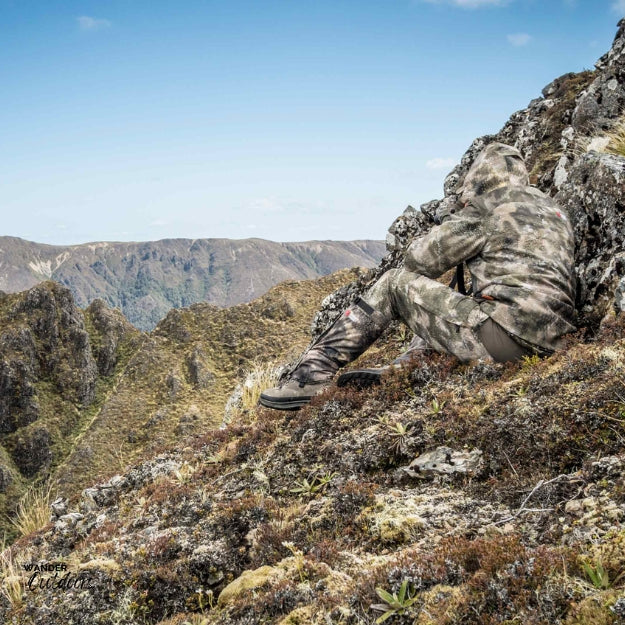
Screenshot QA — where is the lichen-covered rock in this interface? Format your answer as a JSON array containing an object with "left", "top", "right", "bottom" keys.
[
  {"left": 403, "top": 446, "right": 484, "bottom": 478},
  {"left": 50, "top": 497, "right": 68, "bottom": 519},
  {"left": 573, "top": 19, "right": 625, "bottom": 132},
  {"left": 589, "top": 454, "right": 625, "bottom": 480},
  {"left": 555, "top": 151, "right": 625, "bottom": 325}
]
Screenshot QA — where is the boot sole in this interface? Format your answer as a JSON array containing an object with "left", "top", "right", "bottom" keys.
[
  {"left": 258, "top": 393, "right": 312, "bottom": 411},
  {"left": 336, "top": 369, "right": 383, "bottom": 388}
]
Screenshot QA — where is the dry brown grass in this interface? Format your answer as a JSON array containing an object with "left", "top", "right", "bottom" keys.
[
  {"left": 10, "top": 481, "right": 53, "bottom": 539},
  {"left": 0, "top": 540, "right": 24, "bottom": 611},
  {"left": 598, "top": 114, "right": 625, "bottom": 157},
  {"left": 240, "top": 360, "right": 282, "bottom": 411}
]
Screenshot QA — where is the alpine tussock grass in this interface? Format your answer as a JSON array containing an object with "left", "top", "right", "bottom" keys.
[
  {"left": 10, "top": 481, "right": 53, "bottom": 538},
  {"left": 599, "top": 113, "right": 625, "bottom": 156},
  {"left": 240, "top": 360, "right": 282, "bottom": 412},
  {"left": 0, "top": 539, "right": 23, "bottom": 611}
]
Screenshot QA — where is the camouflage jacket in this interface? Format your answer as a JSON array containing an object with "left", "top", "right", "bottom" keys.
[{"left": 404, "top": 185, "right": 576, "bottom": 352}]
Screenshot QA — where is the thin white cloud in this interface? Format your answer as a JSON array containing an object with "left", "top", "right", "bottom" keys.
[
  {"left": 249, "top": 197, "right": 287, "bottom": 213},
  {"left": 507, "top": 33, "right": 532, "bottom": 47},
  {"left": 426, "top": 157, "right": 456, "bottom": 170},
  {"left": 77, "top": 16, "right": 111, "bottom": 31},
  {"left": 150, "top": 219, "right": 169, "bottom": 227},
  {"left": 423, "top": 0, "right": 508, "bottom": 8},
  {"left": 246, "top": 196, "right": 327, "bottom": 215},
  {"left": 612, "top": 0, "right": 625, "bottom": 14}
]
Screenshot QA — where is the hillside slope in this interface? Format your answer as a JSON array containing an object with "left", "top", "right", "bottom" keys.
[
  {"left": 2, "top": 308, "right": 624, "bottom": 625},
  {"left": 0, "top": 237, "right": 385, "bottom": 330},
  {"left": 0, "top": 269, "right": 365, "bottom": 542}
]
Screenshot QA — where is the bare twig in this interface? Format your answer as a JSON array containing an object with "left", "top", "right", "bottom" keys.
[
  {"left": 208, "top": 467, "right": 245, "bottom": 486},
  {"left": 502, "top": 449, "right": 519, "bottom": 477},
  {"left": 495, "top": 473, "right": 580, "bottom": 525}
]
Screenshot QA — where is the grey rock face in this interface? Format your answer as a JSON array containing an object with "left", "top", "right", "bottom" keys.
[
  {"left": 612, "top": 597, "right": 625, "bottom": 617},
  {"left": 574, "top": 19, "right": 625, "bottom": 131},
  {"left": 0, "top": 282, "right": 103, "bottom": 482},
  {"left": 0, "top": 283, "right": 99, "bottom": 440},
  {"left": 555, "top": 151, "right": 625, "bottom": 324},
  {"left": 403, "top": 447, "right": 484, "bottom": 478},
  {"left": 0, "top": 465, "right": 12, "bottom": 493},
  {"left": 8, "top": 282, "right": 98, "bottom": 406},
  {"left": 11, "top": 426, "right": 52, "bottom": 478},
  {"left": 50, "top": 497, "right": 69, "bottom": 519},
  {"left": 85, "top": 299, "right": 136, "bottom": 376},
  {"left": 0, "top": 358, "right": 39, "bottom": 434},
  {"left": 616, "top": 276, "right": 625, "bottom": 313}
]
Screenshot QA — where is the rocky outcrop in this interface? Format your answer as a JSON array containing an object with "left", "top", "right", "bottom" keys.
[
  {"left": 0, "top": 464, "right": 13, "bottom": 493},
  {"left": 185, "top": 345, "right": 215, "bottom": 390},
  {"left": 10, "top": 283, "right": 98, "bottom": 405},
  {"left": 309, "top": 21, "right": 625, "bottom": 344},
  {"left": 0, "top": 283, "right": 145, "bottom": 541},
  {"left": 0, "top": 354, "right": 39, "bottom": 435},
  {"left": 573, "top": 20, "right": 625, "bottom": 132},
  {"left": 85, "top": 299, "right": 137, "bottom": 377},
  {"left": 0, "top": 283, "right": 98, "bottom": 437},
  {"left": 11, "top": 427, "right": 52, "bottom": 478},
  {"left": 555, "top": 151, "right": 625, "bottom": 327}
]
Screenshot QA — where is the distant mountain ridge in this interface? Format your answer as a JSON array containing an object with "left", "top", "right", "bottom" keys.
[{"left": 0, "top": 236, "right": 385, "bottom": 329}]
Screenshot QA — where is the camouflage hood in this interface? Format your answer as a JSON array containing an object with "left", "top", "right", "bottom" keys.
[{"left": 458, "top": 142, "right": 529, "bottom": 206}]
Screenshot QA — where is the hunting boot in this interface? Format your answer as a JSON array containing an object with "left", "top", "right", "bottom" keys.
[
  {"left": 259, "top": 298, "right": 389, "bottom": 410},
  {"left": 336, "top": 334, "right": 428, "bottom": 388}
]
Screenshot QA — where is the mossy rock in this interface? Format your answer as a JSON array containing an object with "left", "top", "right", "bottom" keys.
[
  {"left": 217, "top": 565, "right": 283, "bottom": 606},
  {"left": 277, "top": 605, "right": 315, "bottom": 625},
  {"left": 413, "top": 584, "right": 466, "bottom": 625},
  {"left": 565, "top": 590, "right": 624, "bottom": 625},
  {"left": 360, "top": 495, "right": 429, "bottom": 545}
]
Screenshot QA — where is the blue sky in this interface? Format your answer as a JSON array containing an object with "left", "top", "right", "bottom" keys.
[{"left": 1, "top": 0, "right": 622, "bottom": 244}]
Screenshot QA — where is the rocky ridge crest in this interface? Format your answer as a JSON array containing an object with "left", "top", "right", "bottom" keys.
[
  {"left": 310, "top": 21, "right": 625, "bottom": 340},
  {"left": 0, "top": 271, "right": 362, "bottom": 543}
]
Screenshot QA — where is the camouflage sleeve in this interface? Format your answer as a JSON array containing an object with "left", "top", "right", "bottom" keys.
[{"left": 404, "top": 202, "right": 487, "bottom": 278}]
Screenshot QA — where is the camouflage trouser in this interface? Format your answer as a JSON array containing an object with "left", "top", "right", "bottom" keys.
[{"left": 363, "top": 268, "right": 492, "bottom": 362}]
